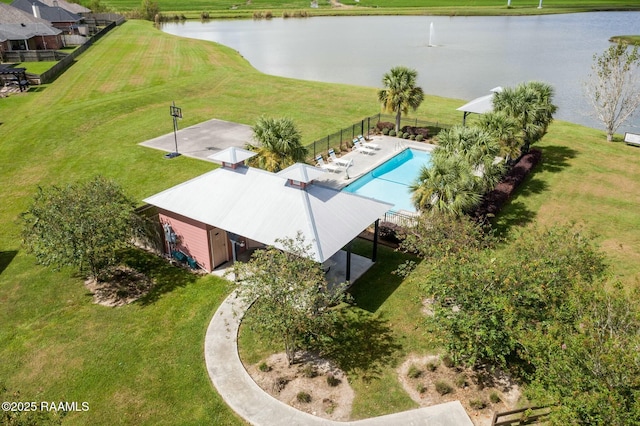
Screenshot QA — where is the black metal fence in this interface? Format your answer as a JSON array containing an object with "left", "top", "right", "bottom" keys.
[{"left": 306, "top": 113, "right": 449, "bottom": 160}]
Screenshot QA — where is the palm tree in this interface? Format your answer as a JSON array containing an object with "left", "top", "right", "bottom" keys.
[
  {"left": 478, "top": 111, "right": 522, "bottom": 163},
  {"left": 411, "top": 156, "right": 484, "bottom": 216},
  {"left": 245, "top": 116, "right": 308, "bottom": 172},
  {"left": 492, "top": 81, "right": 557, "bottom": 153},
  {"left": 377, "top": 66, "right": 425, "bottom": 134}
]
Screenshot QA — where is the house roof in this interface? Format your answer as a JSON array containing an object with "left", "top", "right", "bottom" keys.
[
  {"left": 10, "top": 0, "right": 81, "bottom": 24},
  {"left": 0, "top": 22, "right": 61, "bottom": 41},
  {"left": 38, "top": 0, "right": 90, "bottom": 14},
  {"left": 0, "top": 2, "right": 49, "bottom": 24},
  {"left": 207, "top": 146, "right": 256, "bottom": 165},
  {"left": 456, "top": 86, "right": 503, "bottom": 115},
  {"left": 144, "top": 164, "right": 392, "bottom": 263},
  {"left": 277, "top": 163, "right": 326, "bottom": 184}
]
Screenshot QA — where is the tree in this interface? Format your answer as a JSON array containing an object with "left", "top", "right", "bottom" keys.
[
  {"left": 245, "top": 116, "right": 308, "bottom": 172},
  {"left": 377, "top": 66, "right": 425, "bottom": 133},
  {"left": 493, "top": 81, "right": 557, "bottom": 152},
  {"left": 584, "top": 42, "right": 640, "bottom": 142},
  {"left": 233, "top": 233, "right": 343, "bottom": 365},
  {"left": 477, "top": 110, "right": 522, "bottom": 163},
  {"left": 21, "top": 176, "right": 149, "bottom": 280},
  {"left": 141, "top": 0, "right": 159, "bottom": 20}
]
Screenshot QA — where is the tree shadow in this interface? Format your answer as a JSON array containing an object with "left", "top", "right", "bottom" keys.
[
  {"left": 0, "top": 250, "right": 18, "bottom": 276},
  {"left": 539, "top": 145, "right": 577, "bottom": 174},
  {"left": 347, "top": 241, "right": 414, "bottom": 313},
  {"left": 318, "top": 309, "right": 402, "bottom": 380},
  {"left": 119, "top": 248, "right": 200, "bottom": 306}
]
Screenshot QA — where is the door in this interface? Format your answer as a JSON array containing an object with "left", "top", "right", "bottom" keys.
[{"left": 209, "top": 228, "right": 229, "bottom": 269}]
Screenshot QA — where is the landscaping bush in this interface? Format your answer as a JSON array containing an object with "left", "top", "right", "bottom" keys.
[
  {"left": 469, "top": 399, "right": 487, "bottom": 409},
  {"left": 272, "top": 377, "right": 289, "bottom": 393},
  {"left": 378, "top": 221, "right": 403, "bottom": 245},
  {"left": 326, "top": 374, "right": 340, "bottom": 387},
  {"left": 402, "top": 132, "right": 410, "bottom": 139},
  {"left": 389, "top": 129, "right": 396, "bottom": 137},
  {"left": 407, "top": 364, "right": 422, "bottom": 379},
  {"left": 426, "top": 361, "right": 438, "bottom": 372},
  {"left": 435, "top": 380, "right": 453, "bottom": 395},
  {"left": 416, "top": 383, "right": 427, "bottom": 393},
  {"left": 489, "top": 391, "right": 501, "bottom": 403},
  {"left": 415, "top": 134, "right": 424, "bottom": 142},
  {"left": 382, "top": 127, "right": 390, "bottom": 136},
  {"left": 471, "top": 149, "right": 542, "bottom": 224},
  {"left": 300, "top": 364, "right": 317, "bottom": 378},
  {"left": 376, "top": 121, "right": 394, "bottom": 132},
  {"left": 454, "top": 373, "right": 467, "bottom": 388},
  {"left": 442, "top": 354, "right": 455, "bottom": 368},
  {"left": 297, "top": 391, "right": 312, "bottom": 403},
  {"left": 410, "top": 134, "right": 416, "bottom": 140},
  {"left": 258, "top": 361, "right": 271, "bottom": 372}
]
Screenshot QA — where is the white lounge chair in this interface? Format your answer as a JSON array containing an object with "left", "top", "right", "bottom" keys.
[
  {"left": 358, "top": 135, "right": 380, "bottom": 150},
  {"left": 328, "top": 149, "right": 351, "bottom": 167},
  {"left": 353, "top": 140, "right": 376, "bottom": 155},
  {"left": 315, "top": 155, "right": 339, "bottom": 173}
]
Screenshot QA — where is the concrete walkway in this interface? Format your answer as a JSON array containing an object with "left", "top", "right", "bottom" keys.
[{"left": 204, "top": 291, "right": 474, "bottom": 426}]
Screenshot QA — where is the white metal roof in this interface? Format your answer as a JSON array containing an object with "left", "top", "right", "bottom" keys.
[
  {"left": 456, "top": 86, "right": 503, "bottom": 114},
  {"left": 144, "top": 165, "right": 392, "bottom": 263},
  {"left": 207, "top": 146, "right": 256, "bottom": 165},
  {"left": 277, "top": 163, "right": 326, "bottom": 184}
]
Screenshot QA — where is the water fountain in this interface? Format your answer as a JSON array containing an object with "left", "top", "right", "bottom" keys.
[{"left": 428, "top": 22, "right": 435, "bottom": 47}]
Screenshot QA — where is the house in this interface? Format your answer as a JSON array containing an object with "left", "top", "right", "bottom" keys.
[
  {"left": 143, "top": 147, "right": 392, "bottom": 280},
  {"left": 0, "top": 3, "right": 64, "bottom": 52},
  {"left": 38, "top": 0, "right": 91, "bottom": 16},
  {"left": 10, "top": 0, "right": 84, "bottom": 35}
]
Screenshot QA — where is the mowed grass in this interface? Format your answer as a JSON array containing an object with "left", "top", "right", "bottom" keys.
[
  {"left": 70, "top": 0, "right": 640, "bottom": 14},
  {"left": 0, "top": 17, "right": 639, "bottom": 425}
]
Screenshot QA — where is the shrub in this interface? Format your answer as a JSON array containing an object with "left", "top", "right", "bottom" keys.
[
  {"left": 272, "top": 377, "right": 289, "bottom": 393},
  {"left": 416, "top": 383, "right": 427, "bottom": 393},
  {"left": 265, "top": 10, "right": 273, "bottom": 18},
  {"left": 389, "top": 129, "right": 396, "bottom": 137},
  {"left": 410, "top": 134, "right": 416, "bottom": 140},
  {"left": 435, "top": 380, "right": 453, "bottom": 395},
  {"left": 253, "top": 11, "right": 263, "bottom": 18},
  {"left": 407, "top": 364, "right": 422, "bottom": 379},
  {"left": 378, "top": 221, "right": 403, "bottom": 244},
  {"left": 402, "top": 132, "right": 410, "bottom": 139},
  {"left": 376, "top": 121, "right": 394, "bottom": 132},
  {"left": 301, "top": 364, "right": 317, "bottom": 378},
  {"left": 326, "top": 373, "right": 340, "bottom": 387},
  {"left": 454, "top": 374, "right": 467, "bottom": 388},
  {"left": 297, "top": 391, "right": 312, "bottom": 403},
  {"left": 200, "top": 11, "right": 210, "bottom": 19},
  {"left": 382, "top": 127, "right": 390, "bottom": 136},
  {"left": 469, "top": 399, "right": 487, "bottom": 409},
  {"left": 415, "top": 134, "right": 424, "bottom": 142},
  {"left": 441, "top": 354, "right": 455, "bottom": 368},
  {"left": 426, "top": 361, "right": 438, "bottom": 372},
  {"left": 489, "top": 391, "right": 501, "bottom": 403},
  {"left": 258, "top": 362, "right": 271, "bottom": 372},
  {"left": 471, "top": 149, "right": 542, "bottom": 224}
]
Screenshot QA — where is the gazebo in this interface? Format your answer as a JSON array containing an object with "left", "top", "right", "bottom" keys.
[
  {"left": 144, "top": 147, "right": 392, "bottom": 283},
  {"left": 456, "top": 86, "right": 503, "bottom": 125},
  {"left": 0, "top": 64, "right": 28, "bottom": 91}
]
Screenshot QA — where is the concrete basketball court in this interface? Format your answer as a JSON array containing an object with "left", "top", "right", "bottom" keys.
[{"left": 139, "top": 118, "right": 254, "bottom": 161}]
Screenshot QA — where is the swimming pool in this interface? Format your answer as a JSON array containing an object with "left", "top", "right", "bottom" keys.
[{"left": 342, "top": 148, "right": 432, "bottom": 212}]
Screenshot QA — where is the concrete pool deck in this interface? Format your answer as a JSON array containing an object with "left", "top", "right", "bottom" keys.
[{"left": 314, "top": 135, "right": 436, "bottom": 190}]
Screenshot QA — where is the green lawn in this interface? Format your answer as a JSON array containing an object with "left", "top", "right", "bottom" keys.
[{"left": 1, "top": 18, "right": 639, "bottom": 425}]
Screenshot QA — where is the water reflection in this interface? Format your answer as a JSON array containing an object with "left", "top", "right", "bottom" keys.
[{"left": 162, "top": 13, "right": 640, "bottom": 132}]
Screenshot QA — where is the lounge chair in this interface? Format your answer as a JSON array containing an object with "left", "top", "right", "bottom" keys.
[
  {"left": 353, "top": 140, "right": 376, "bottom": 155},
  {"left": 328, "top": 149, "right": 351, "bottom": 167},
  {"left": 358, "top": 135, "right": 380, "bottom": 150},
  {"left": 315, "top": 155, "right": 339, "bottom": 173}
]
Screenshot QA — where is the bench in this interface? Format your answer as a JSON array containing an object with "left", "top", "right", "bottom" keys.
[
  {"left": 624, "top": 132, "right": 640, "bottom": 147},
  {"left": 171, "top": 250, "right": 199, "bottom": 270}
]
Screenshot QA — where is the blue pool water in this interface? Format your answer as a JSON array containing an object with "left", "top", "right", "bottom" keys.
[{"left": 342, "top": 148, "right": 432, "bottom": 212}]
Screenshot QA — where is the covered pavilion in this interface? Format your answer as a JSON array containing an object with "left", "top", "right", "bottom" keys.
[
  {"left": 456, "top": 86, "right": 503, "bottom": 125},
  {"left": 143, "top": 147, "right": 392, "bottom": 283}
]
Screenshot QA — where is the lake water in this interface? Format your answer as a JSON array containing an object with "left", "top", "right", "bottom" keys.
[{"left": 162, "top": 12, "right": 640, "bottom": 134}]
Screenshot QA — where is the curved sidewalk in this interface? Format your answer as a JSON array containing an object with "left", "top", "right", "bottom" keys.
[{"left": 204, "top": 292, "right": 474, "bottom": 426}]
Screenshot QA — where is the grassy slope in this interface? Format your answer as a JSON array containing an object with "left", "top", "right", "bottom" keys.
[{"left": 1, "top": 17, "right": 639, "bottom": 424}]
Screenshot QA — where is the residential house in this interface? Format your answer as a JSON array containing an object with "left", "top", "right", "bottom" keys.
[
  {"left": 11, "top": 0, "right": 84, "bottom": 35},
  {"left": 0, "top": 2, "right": 63, "bottom": 53}
]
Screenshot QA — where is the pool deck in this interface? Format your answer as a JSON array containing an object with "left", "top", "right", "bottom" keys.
[{"left": 314, "top": 135, "right": 437, "bottom": 190}]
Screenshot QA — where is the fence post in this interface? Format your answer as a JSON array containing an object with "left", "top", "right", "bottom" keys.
[{"left": 326, "top": 136, "right": 329, "bottom": 153}]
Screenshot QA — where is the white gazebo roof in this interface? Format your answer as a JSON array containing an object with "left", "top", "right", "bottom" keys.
[
  {"left": 207, "top": 146, "right": 256, "bottom": 165},
  {"left": 456, "top": 86, "right": 503, "bottom": 115},
  {"left": 277, "top": 163, "right": 326, "bottom": 183},
  {"left": 144, "top": 164, "right": 392, "bottom": 263}
]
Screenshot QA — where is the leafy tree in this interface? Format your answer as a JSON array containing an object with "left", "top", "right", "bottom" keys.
[
  {"left": 141, "top": 0, "right": 159, "bottom": 20},
  {"left": 526, "top": 283, "right": 640, "bottom": 425},
  {"left": 21, "top": 176, "right": 149, "bottom": 280},
  {"left": 377, "top": 66, "right": 425, "bottom": 133},
  {"left": 420, "top": 225, "right": 606, "bottom": 368},
  {"left": 584, "top": 42, "right": 640, "bottom": 142},
  {"left": 492, "top": 81, "right": 557, "bottom": 153},
  {"left": 245, "top": 116, "right": 307, "bottom": 172},
  {"left": 233, "top": 233, "right": 343, "bottom": 365}
]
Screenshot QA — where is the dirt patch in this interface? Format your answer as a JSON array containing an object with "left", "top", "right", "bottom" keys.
[
  {"left": 85, "top": 265, "right": 154, "bottom": 307},
  {"left": 398, "top": 354, "right": 521, "bottom": 426},
  {"left": 244, "top": 351, "right": 354, "bottom": 421}
]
